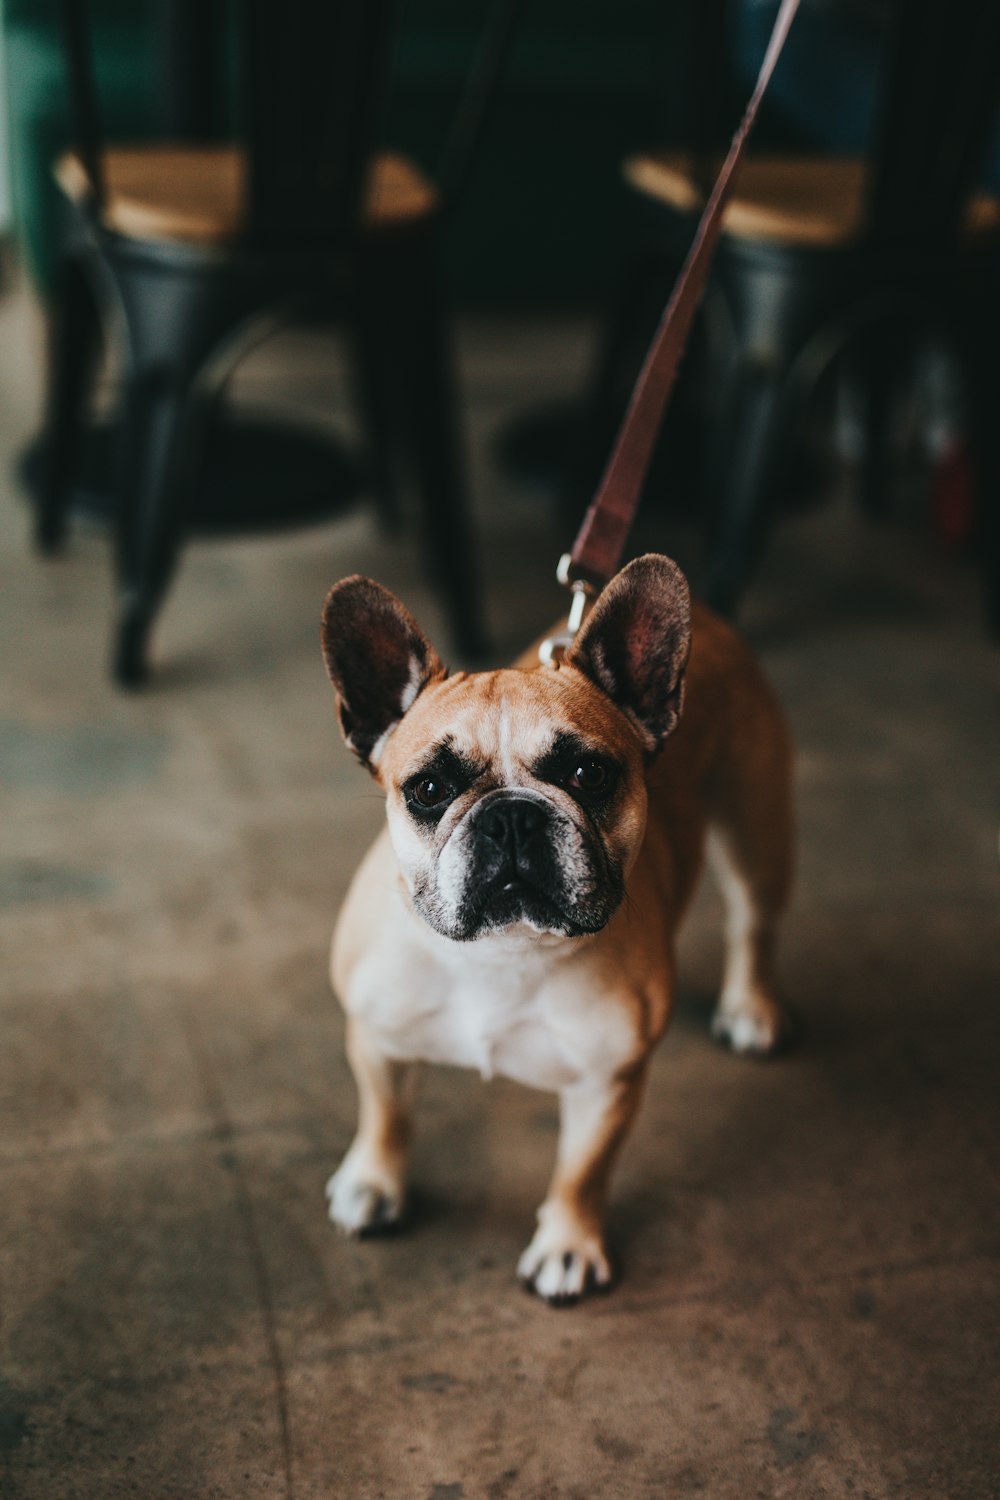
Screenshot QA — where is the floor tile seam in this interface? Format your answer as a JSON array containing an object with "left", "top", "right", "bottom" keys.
[
  {"left": 1, "top": 1351, "right": 285, "bottom": 1403},
  {"left": 580, "top": 1244, "right": 1000, "bottom": 1322},
  {"left": 0, "top": 941, "right": 336, "bottom": 995},
  {"left": 0, "top": 1112, "right": 334, "bottom": 1171},
  {"left": 809, "top": 1243, "right": 1000, "bottom": 1290},
  {"left": 782, "top": 891, "right": 1000, "bottom": 914},
  {"left": 176, "top": 1003, "right": 296, "bottom": 1500}
]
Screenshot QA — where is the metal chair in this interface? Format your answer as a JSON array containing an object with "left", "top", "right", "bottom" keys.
[
  {"left": 575, "top": 0, "right": 1000, "bottom": 627},
  {"left": 33, "top": 0, "right": 519, "bottom": 685}
]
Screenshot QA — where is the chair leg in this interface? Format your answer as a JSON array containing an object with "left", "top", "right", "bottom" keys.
[
  {"left": 705, "top": 363, "right": 787, "bottom": 617},
  {"left": 106, "top": 250, "right": 266, "bottom": 686},
  {"left": 396, "top": 242, "right": 489, "bottom": 659},
  {"left": 557, "top": 248, "right": 686, "bottom": 525},
  {"left": 858, "top": 322, "right": 900, "bottom": 520},
  {"left": 347, "top": 274, "right": 405, "bottom": 533},
  {"left": 960, "top": 305, "right": 1000, "bottom": 638},
  {"left": 111, "top": 371, "right": 206, "bottom": 687},
  {"left": 983, "top": 476, "right": 1000, "bottom": 639},
  {"left": 35, "top": 253, "right": 103, "bottom": 554}
]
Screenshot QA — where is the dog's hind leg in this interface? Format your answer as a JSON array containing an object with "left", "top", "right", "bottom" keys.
[
  {"left": 705, "top": 676, "right": 794, "bottom": 1055},
  {"left": 326, "top": 1018, "right": 419, "bottom": 1234}
]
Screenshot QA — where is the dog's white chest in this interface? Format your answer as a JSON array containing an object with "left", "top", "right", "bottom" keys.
[
  {"left": 346, "top": 927, "right": 587, "bottom": 1090},
  {"left": 435, "top": 963, "right": 572, "bottom": 1086}
]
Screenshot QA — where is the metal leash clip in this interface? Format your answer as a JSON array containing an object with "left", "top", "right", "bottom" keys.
[{"left": 538, "top": 554, "right": 593, "bottom": 667}]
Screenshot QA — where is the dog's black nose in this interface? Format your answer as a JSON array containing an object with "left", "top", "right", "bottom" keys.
[{"left": 479, "top": 798, "right": 545, "bottom": 856}]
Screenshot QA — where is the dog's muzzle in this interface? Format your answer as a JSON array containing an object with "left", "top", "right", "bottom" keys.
[{"left": 442, "top": 790, "right": 617, "bottom": 939}]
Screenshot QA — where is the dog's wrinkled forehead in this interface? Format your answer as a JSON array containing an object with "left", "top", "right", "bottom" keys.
[{"left": 378, "top": 665, "right": 641, "bottom": 783}]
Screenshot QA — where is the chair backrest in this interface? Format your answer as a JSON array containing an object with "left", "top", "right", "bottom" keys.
[
  {"left": 59, "top": 0, "right": 401, "bottom": 254},
  {"left": 58, "top": 0, "right": 520, "bottom": 254},
  {"left": 155, "top": 0, "right": 227, "bottom": 141},
  {"left": 864, "top": 0, "right": 1000, "bottom": 252},
  {"left": 239, "top": 0, "right": 399, "bottom": 253}
]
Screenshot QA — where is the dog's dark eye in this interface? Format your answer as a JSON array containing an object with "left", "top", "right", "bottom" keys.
[
  {"left": 411, "top": 777, "right": 449, "bottom": 808},
  {"left": 405, "top": 747, "right": 484, "bottom": 818},
  {"left": 567, "top": 759, "right": 609, "bottom": 793}
]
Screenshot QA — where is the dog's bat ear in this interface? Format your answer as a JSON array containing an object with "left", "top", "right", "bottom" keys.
[
  {"left": 566, "top": 554, "right": 692, "bottom": 755},
  {"left": 321, "top": 576, "right": 446, "bottom": 773}
]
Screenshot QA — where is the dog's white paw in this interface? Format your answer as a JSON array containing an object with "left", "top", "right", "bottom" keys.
[
  {"left": 326, "top": 1155, "right": 405, "bottom": 1237},
  {"left": 711, "top": 992, "right": 788, "bottom": 1055},
  {"left": 517, "top": 1206, "right": 613, "bottom": 1305}
]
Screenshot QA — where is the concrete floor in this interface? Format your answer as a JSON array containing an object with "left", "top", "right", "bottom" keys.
[{"left": 1, "top": 276, "right": 999, "bottom": 1500}]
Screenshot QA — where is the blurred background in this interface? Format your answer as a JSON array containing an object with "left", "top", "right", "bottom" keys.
[{"left": 1, "top": 3, "right": 998, "bottom": 1497}]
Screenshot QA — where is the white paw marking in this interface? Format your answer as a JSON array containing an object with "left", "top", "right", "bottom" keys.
[
  {"left": 711, "top": 995, "right": 788, "bottom": 1055},
  {"left": 326, "top": 1160, "right": 404, "bottom": 1236},
  {"left": 517, "top": 1215, "right": 613, "bottom": 1305}
]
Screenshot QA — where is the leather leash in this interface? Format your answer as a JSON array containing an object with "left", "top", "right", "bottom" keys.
[{"left": 541, "top": 0, "right": 802, "bottom": 663}]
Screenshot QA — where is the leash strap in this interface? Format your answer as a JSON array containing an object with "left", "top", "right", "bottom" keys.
[{"left": 564, "top": 0, "right": 803, "bottom": 593}]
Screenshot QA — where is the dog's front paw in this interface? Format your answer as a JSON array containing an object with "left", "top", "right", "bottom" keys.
[
  {"left": 326, "top": 1153, "right": 405, "bottom": 1237},
  {"left": 517, "top": 1204, "right": 613, "bottom": 1305},
  {"left": 711, "top": 991, "right": 789, "bottom": 1056}
]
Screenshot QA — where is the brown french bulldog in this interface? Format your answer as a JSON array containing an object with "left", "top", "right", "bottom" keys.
[{"left": 320, "top": 554, "right": 793, "bottom": 1303}]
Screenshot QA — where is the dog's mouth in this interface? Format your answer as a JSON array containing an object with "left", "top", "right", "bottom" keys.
[
  {"left": 448, "top": 869, "right": 620, "bottom": 941},
  {"left": 478, "top": 874, "right": 569, "bottom": 933}
]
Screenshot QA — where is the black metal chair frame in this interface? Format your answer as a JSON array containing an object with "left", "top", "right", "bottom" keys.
[
  {"left": 35, "top": 0, "right": 522, "bottom": 685},
  {"left": 570, "top": 0, "right": 1000, "bottom": 628}
]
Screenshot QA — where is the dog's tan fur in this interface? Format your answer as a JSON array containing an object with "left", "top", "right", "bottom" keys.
[{"left": 321, "top": 556, "right": 793, "bottom": 1303}]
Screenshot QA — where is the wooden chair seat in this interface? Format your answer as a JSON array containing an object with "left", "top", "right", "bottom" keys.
[
  {"left": 624, "top": 152, "right": 1000, "bottom": 247},
  {"left": 55, "top": 145, "right": 438, "bottom": 246}
]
